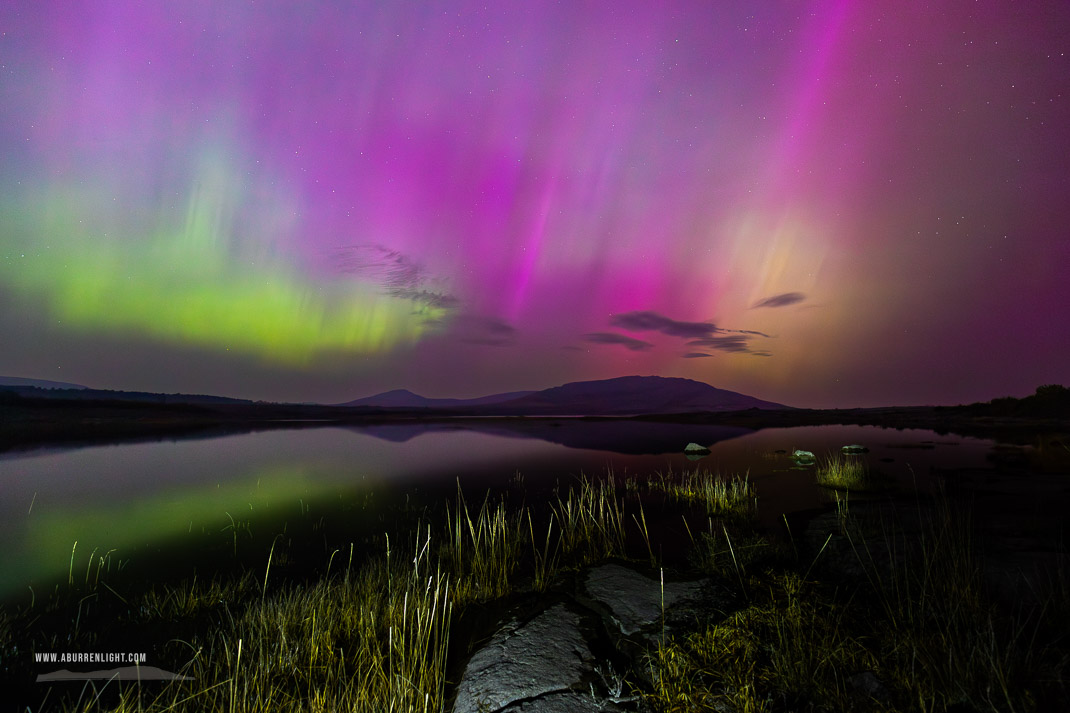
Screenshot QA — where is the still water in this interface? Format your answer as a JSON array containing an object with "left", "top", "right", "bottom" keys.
[{"left": 0, "top": 421, "right": 1002, "bottom": 601}]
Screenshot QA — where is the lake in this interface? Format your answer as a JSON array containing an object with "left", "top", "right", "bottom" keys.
[{"left": 0, "top": 421, "right": 1003, "bottom": 603}]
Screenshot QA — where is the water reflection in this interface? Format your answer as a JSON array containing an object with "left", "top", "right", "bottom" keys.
[
  {"left": 0, "top": 422, "right": 1001, "bottom": 601},
  {"left": 352, "top": 419, "right": 752, "bottom": 454}
]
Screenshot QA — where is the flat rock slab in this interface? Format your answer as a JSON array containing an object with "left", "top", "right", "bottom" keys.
[
  {"left": 453, "top": 604, "right": 595, "bottom": 713},
  {"left": 585, "top": 564, "right": 706, "bottom": 636}
]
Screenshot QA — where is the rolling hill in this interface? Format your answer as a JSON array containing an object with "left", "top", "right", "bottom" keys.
[{"left": 343, "top": 376, "right": 790, "bottom": 415}]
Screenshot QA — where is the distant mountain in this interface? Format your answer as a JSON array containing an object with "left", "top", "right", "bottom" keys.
[
  {"left": 340, "top": 388, "right": 537, "bottom": 409},
  {"left": 342, "top": 376, "right": 789, "bottom": 415},
  {"left": 0, "top": 376, "right": 89, "bottom": 390},
  {"left": 480, "top": 376, "right": 790, "bottom": 415},
  {"left": 1, "top": 382, "right": 252, "bottom": 405},
  {"left": 4, "top": 374, "right": 788, "bottom": 416}
]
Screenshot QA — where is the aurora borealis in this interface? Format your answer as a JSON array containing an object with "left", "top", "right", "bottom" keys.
[{"left": 1, "top": 1, "right": 1068, "bottom": 407}]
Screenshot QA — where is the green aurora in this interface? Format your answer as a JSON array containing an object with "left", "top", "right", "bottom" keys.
[{"left": 1, "top": 155, "right": 447, "bottom": 365}]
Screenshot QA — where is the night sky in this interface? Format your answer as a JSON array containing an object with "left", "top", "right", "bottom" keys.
[{"left": 1, "top": 1, "right": 1068, "bottom": 408}]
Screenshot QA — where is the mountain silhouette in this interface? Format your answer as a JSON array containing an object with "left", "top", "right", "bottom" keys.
[
  {"left": 344, "top": 376, "right": 789, "bottom": 415},
  {"left": 339, "top": 389, "right": 537, "bottom": 409},
  {"left": 0, "top": 376, "right": 89, "bottom": 390},
  {"left": 480, "top": 375, "right": 789, "bottom": 415}
]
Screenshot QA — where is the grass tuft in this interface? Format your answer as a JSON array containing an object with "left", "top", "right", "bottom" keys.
[
  {"left": 441, "top": 483, "right": 524, "bottom": 604},
  {"left": 644, "top": 570, "right": 875, "bottom": 713},
  {"left": 815, "top": 454, "right": 878, "bottom": 490},
  {"left": 551, "top": 474, "right": 628, "bottom": 564},
  {"left": 645, "top": 468, "right": 756, "bottom": 520},
  {"left": 137, "top": 529, "right": 453, "bottom": 712}
]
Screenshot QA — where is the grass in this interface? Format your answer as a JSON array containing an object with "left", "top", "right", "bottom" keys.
[
  {"left": 253, "top": 531, "right": 448, "bottom": 711},
  {"left": 7, "top": 475, "right": 655, "bottom": 711},
  {"left": 640, "top": 468, "right": 757, "bottom": 520},
  {"left": 685, "top": 523, "right": 777, "bottom": 580},
  {"left": 645, "top": 571, "right": 877, "bottom": 713},
  {"left": 643, "top": 488, "right": 1070, "bottom": 712},
  {"left": 136, "top": 572, "right": 258, "bottom": 621},
  {"left": 815, "top": 453, "right": 879, "bottom": 490},
  {"left": 853, "top": 496, "right": 1039, "bottom": 711},
  {"left": 59, "top": 530, "right": 454, "bottom": 713},
  {"left": 551, "top": 474, "right": 629, "bottom": 564},
  {"left": 527, "top": 511, "right": 561, "bottom": 591},
  {"left": 7, "top": 470, "right": 1069, "bottom": 712},
  {"left": 441, "top": 484, "right": 523, "bottom": 603}
]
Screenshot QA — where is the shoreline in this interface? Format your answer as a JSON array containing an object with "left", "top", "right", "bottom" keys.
[{"left": 2, "top": 395, "right": 1067, "bottom": 454}]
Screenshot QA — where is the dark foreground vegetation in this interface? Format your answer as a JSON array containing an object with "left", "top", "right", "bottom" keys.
[{"left": 2, "top": 456, "right": 1068, "bottom": 712}]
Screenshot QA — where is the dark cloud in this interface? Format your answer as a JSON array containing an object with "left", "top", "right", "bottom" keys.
[
  {"left": 601, "top": 309, "right": 776, "bottom": 355},
  {"left": 752, "top": 292, "right": 806, "bottom": 308},
  {"left": 750, "top": 351, "right": 772, "bottom": 357},
  {"left": 334, "top": 243, "right": 458, "bottom": 310},
  {"left": 687, "top": 335, "right": 751, "bottom": 353},
  {"left": 609, "top": 311, "right": 716, "bottom": 339},
  {"left": 584, "top": 332, "right": 654, "bottom": 351},
  {"left": 609, "top": 310, "right": 772, "bottom": 341}
]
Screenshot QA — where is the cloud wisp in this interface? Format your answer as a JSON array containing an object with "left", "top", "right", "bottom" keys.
[
  {"left": 687, "top": 335, "right": 751, "bottom": 353},
  {"left": 609, "top": 311, "right": 717, "bottom": 339},
  {"left": 583, "top": 332, "right": 655, "bottom": 352},
  {"left": 604, "top": 310, "right": 773, "bottom": 356},
  {"left": 752, "top": 292, "right": 806, "bottom": 308},
  {"left": 334, "top": 244, "right": 459, "bottom": 310}
]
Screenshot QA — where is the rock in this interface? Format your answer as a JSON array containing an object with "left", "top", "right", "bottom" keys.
[
  {"left": 792, "top": 449, "right": 815, "bottom": 463},
  {"left": 683, "top": 442, "right": 711, "bottom": 455},
  {"left": 847, "top": 671, "right": 891, "bottom": 706},
  {"left": 498, "top": 691, "right": 625, "bottom": 713},
  {"left": 841, "top": 444, "right": 869, "bottom": 454},
  {"left": 452, "top": 604, "right": 598, "bottom": 713},
  {"left": 584, "top": 564, "right": 706, "bottom": 636},
  {"left": 453, "top": 565, "right": 717, "bottom": 712}
]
